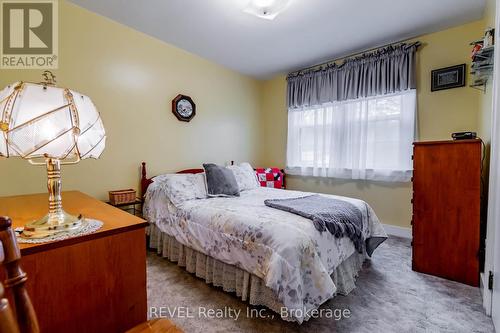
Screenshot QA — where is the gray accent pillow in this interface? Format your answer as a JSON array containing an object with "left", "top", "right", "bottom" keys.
[{"left": 203, "top": 163, "right": 240, "bottom": 197}]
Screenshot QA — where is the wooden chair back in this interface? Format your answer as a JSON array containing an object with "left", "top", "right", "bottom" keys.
[{"left": 0, "top": 216, "right": 39, "bottom": 333}]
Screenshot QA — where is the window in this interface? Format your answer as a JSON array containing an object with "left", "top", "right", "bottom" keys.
[{"left": 286, "top": 89, "right": 416, "bottom": 182}]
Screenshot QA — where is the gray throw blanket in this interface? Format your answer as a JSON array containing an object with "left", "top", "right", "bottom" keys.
[{"left": 265, "top": 195, "right": 365, "bottom": 253}]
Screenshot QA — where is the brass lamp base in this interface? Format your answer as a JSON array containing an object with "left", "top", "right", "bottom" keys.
[
  {"left": 21, "top": 211, "right": 85, "bottom": 239},
  {"left": 20, "top": 158, "right": 86, "bottom": 239}
]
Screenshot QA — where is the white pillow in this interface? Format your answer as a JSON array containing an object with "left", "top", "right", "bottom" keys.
[
  {"left": 152, "top": 173, "right": 207, "bottom": 206},
  {"left": 227, "top": 162, "right": 260, "bottom": 192}
]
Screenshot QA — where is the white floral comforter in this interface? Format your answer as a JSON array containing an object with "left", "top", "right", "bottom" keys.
[{"left": 144, "top": 186, "right": 387, "bottom": 323}]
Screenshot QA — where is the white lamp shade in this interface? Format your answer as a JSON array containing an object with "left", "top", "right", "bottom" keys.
[{"left": 0, "top": 82, "right": 105, "bottom": 160}]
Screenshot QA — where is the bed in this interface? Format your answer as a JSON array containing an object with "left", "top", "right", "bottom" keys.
[{"left": 141, "top": 163, "right": 387, "bottom": 323}]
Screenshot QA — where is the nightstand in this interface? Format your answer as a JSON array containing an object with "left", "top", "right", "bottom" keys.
[
  {"left": 0, "top": 191, "right": 148, "bottom": 333},
  {"left": 106, "top": 198, "right": 143, "bottom": 217}
]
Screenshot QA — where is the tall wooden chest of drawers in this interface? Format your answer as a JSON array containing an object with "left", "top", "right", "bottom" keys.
[{"left": 412, "top": 139, "right": 481, "bottom": 286}]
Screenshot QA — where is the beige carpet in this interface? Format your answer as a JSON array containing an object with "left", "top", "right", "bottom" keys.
[{"left": 147, "top": 237, "right": 495, "bottom": 333}]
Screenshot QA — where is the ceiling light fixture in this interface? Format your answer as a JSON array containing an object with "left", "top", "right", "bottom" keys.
[{"left": 243, "top": 0, "right": 291, "bottom": 20}]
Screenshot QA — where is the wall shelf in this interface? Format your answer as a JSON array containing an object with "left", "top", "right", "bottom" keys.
[{"left": 469, "top": 29, "right": 495, "bottom": 92}]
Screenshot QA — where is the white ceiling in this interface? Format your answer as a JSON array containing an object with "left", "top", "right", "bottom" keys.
[{"left": 68, "top": 0, "right": 486, "bottom": 79}]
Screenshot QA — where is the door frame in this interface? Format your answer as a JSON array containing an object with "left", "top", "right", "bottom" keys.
[{"left": 483, "top": 1, "right": 500, "bottom": 328}]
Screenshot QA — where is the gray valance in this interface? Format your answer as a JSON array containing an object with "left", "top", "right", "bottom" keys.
[{"left": 287, "top": 42, "right": 420, "bottom": 109}]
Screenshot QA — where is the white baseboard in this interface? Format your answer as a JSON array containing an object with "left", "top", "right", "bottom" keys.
[{"left": 383, "top": 224, "right": 412, "bottom": 239}]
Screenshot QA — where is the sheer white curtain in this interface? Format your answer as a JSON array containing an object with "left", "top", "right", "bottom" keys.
[{"left": 286, "top": 89, "right": 416, "bottom": 182}]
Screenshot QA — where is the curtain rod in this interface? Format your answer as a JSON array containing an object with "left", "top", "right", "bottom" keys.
[{"left": 288, "top": 39, "right": 422, "bottom": 76}]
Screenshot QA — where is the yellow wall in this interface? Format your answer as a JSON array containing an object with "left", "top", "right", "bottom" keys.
[
  {"left": 260, "top": 20, "right": 486, "bottom": 228},
  {"left": 0, "top": 1, "right": 263, "bottom": 199},
  {"left": 0, "top": 2, "right": 491, "bottom": 230}
]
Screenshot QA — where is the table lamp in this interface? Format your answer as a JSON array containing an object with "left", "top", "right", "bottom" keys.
[{"left": 0, "top": 72, "right": 106, "bottom": 238}]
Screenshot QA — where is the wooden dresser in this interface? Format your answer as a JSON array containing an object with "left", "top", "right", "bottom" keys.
[
  {"left": 412, "top": 139, "right": 481, "bottom": 286},
  {"left": 0, "top": 191, "right": 149, "bottom": 333}
]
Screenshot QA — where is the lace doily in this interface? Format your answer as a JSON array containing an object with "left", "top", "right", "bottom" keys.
[{"left": 16, "top": 219, "right": 103, "bottom": 244}]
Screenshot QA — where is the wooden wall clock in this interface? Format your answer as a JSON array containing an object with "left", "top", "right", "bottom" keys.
[{"left": 172, "top": 94, "right": 196, "bottom": 122}]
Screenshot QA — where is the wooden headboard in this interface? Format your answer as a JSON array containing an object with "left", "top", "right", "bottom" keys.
[
  {"left": 140, "top": 161, "right": 286, "bottom": 198},
  {"left": 140, "top": 162, "right": 204, "bottom": 198}
]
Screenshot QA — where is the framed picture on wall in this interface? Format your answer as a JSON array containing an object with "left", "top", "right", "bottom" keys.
[{"left": 431, "top": 64, "right": 466, "bottom": 92}]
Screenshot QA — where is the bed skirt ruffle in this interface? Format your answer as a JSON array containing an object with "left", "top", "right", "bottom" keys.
[{"left": 148, "top": 223, "right": 365, "bottom": 322}]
